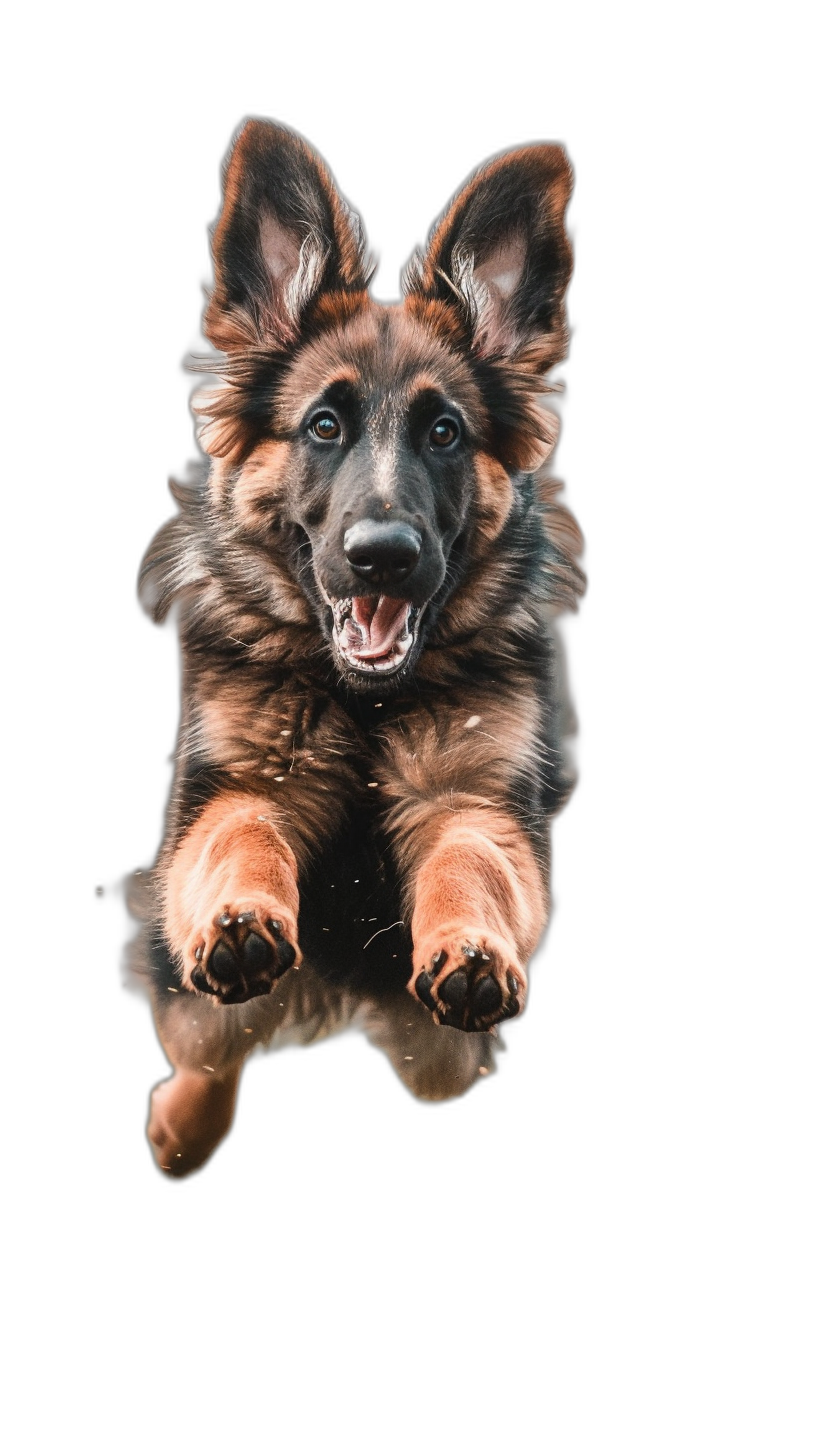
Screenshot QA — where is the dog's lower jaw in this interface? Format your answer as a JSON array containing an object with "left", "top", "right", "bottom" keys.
[{"left": 333, "top": 647, "right": 420, "bottom": 695}]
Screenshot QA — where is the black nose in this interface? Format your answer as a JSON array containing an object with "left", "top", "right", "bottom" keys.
[{"left": 343, "top": 519, "right": 422, "bottom": 587}]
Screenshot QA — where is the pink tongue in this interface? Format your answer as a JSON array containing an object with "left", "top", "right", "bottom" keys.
[{"left": 349, "top": 596, "right": 410, "bottom": 659}]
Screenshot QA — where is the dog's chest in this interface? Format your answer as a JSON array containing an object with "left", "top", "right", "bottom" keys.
[{"left": 297, "top": 800, "right": 413, "bottom": 992}]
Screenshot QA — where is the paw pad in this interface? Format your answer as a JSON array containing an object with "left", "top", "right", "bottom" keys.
[
  {"left": 190, "top": 911, "right": 296, "bottom": 1004},
  {"left": 413, "top": 942, "right": 523, "bottom": 1031}
]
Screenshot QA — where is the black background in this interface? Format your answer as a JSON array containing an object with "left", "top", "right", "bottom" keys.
[{"left": 84, "top": 96, "right": 632, "bottom": 1223}]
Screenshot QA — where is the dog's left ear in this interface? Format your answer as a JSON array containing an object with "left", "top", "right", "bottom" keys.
[{"left": 404, "top": 146, "right": 572, "bottom": 373}]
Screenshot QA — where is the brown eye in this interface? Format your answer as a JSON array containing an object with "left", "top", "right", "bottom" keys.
[
  {"left": 429, "top": 418, "right": 459, "bottom": 448},
  {"left": 310, "top": 412, "right": 341, "bottom": 441}
]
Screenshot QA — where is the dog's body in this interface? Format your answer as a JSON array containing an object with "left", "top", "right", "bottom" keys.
[{"left": 135, "top": 121, "right": 583, "bottom": 1174}]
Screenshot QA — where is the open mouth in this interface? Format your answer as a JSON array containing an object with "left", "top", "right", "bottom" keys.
[{"left": 331, "top": 596, "right": 425, "bottom": 675}]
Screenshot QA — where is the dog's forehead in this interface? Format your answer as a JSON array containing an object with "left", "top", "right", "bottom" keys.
[{"left": 275, "top": 304, "right": 483, "bottom": 429}]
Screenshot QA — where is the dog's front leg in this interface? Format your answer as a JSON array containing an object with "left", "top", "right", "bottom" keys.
[
  {"left": 404, "top": 803, "right": 547, "bottom": 1032},
  {"left": 162, "top": 791, "right": 302, "bottom": 1004},
  {"left": 145, "top": 791, "right": 302, "bottom": 1175}
]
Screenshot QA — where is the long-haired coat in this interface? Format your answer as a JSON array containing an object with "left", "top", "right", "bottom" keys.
[{"left": 134, "top": 120, "right": 583, "bottom": 1175}]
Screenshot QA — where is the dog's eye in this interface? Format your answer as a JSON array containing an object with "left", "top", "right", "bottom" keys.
[
  {"left": 429, "top": 418, "right": 459, "bottom": 449},
  {"left": 310, "top": 413, "right": 341, "bottom": 442}
]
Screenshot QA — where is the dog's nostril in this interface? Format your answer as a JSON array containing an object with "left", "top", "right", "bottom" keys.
[{"left": 343, "top": 520, "right": 422, "bottom": 586}]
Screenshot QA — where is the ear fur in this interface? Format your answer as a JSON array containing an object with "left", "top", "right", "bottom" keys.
[
  {"left": 403, "top": 145, "right": 573, "bottom": 373},
  {"left": 204, "top": 119, "right": 372, "bottom": 352}
]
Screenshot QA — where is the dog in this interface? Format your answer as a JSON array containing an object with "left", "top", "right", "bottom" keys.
[{"left": 133, "top": 119, "right": 584, "bottom": 1175}]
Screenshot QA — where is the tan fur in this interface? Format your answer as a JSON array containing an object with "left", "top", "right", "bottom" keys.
[
  {"left": 377, "top": 690, "right": 543, "bottom": 823},
  {"left": 148, "top": 1069, "right": 240, "bottom": 1176},
  {"left": 137, "top": 122, "right": 582, "bottom": 1173},
  {"left": 408, "top": 815, "right": 544, "bottom": 1015},
  {"left": 162, "top": 793, "right": 301, "bottom": 989},
  {"left": 472, "top": 451, "right": 515, "bottom": 547},
  {"left": 232, "top": 439, "right": 292, "bottom": 527}
]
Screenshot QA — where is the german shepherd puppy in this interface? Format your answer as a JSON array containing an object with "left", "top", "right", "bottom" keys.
[{"left": 135, "top": 120, "right": 583, "bottom": 1175}]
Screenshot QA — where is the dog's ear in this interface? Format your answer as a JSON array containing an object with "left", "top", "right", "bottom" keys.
[
  {"left": 404, "top": 146, "right": 572, "bottom": 372},
  {"left": 205, "top": 120, "right": 371, "bottom": 352}
]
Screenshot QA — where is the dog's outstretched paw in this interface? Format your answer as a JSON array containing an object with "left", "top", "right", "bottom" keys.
[
  {"left": 183, "top": 905, "right": 299, "bottom": 1004},
  {"left": 410, "top": 934, "right": 525, "bottom": 1032}
]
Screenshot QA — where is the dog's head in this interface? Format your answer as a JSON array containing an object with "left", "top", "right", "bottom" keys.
[{"left": 196, "top": 120, "right": 572, "bottom": 692}]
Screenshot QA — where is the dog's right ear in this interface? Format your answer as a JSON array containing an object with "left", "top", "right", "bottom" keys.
[{"left": 204, "top": 120, "right": 371, "bottom": 352}]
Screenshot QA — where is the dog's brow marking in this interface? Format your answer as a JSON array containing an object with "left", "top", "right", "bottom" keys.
[
  {"left": 406, "top": 373, "right": 443, "bottom": 397},
  {"left": 320, "top": 371, "right": 360, "bottom": 393}
]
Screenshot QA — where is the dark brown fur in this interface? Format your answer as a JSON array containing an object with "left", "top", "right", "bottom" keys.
[{"left": 132, "top": 119, "right": 584, "bottom": 1175}]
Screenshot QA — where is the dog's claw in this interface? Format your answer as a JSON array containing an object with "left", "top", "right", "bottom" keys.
[
  {"left": 415, "top": 970, "right": 436, "bottom": 1010},
  {"left": 506, "top": 995, "right": 520, "bottom": 1019},
  {"left": 275, "top": 937, "right": 297, "bottom": 972}
]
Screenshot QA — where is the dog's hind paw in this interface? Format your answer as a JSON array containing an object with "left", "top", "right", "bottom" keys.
[
  {"left": 410, "top": 933, "right": 526, "bottom": 1032},
  {"left": 148, "top": 1069, "right": 238, "bottom": 1177},
  {"left": 182, "top": 904, "right": 300, "bottom": 1004}
]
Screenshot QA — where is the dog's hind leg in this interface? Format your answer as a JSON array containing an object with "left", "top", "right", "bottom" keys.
[
  {"left": 148, "top": 1069, "right": 240, "bottom": 1177},
  {"left": 360, "top": 987, "right": 497, "bottom": 1100}
]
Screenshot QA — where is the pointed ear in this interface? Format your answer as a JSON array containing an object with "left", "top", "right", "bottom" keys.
[
  {"left": 204, "top": 119, "right": 371, "bottom": 352},
  {"left": 404, "top": 146, "right": 573, "bottom": 371}
]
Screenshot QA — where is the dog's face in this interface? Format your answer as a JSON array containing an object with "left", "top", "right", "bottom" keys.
[
  {"left": 197, "top": 122, "right": 572, "bottom": 692},
  {"left": 274, "top": 309, "right": 485, "bottom": 681}
]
